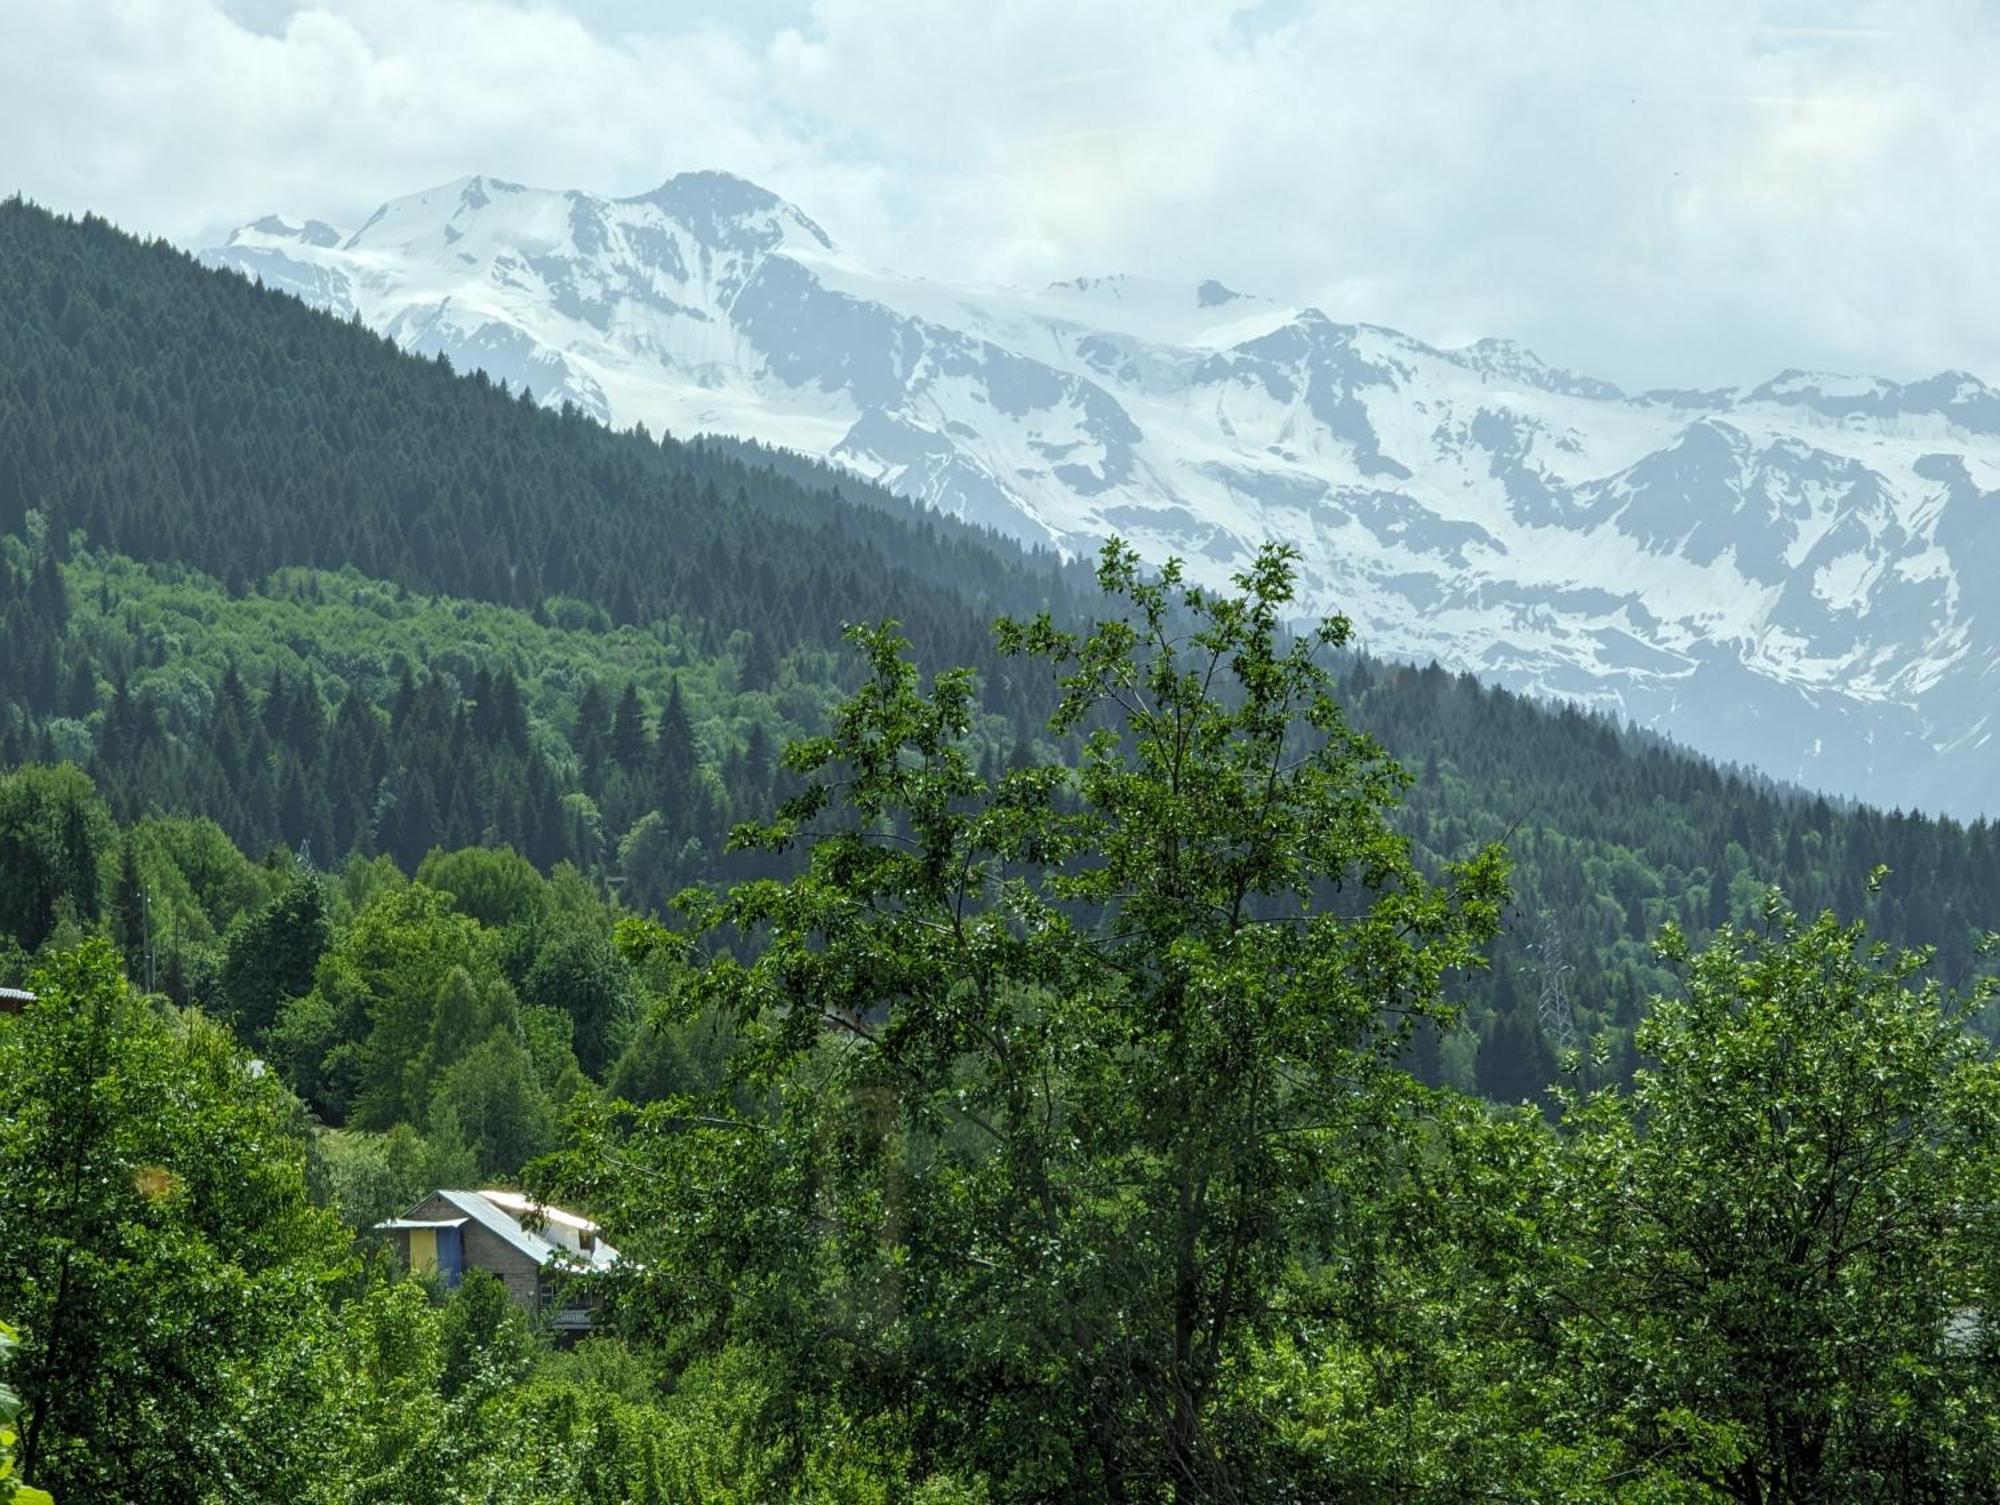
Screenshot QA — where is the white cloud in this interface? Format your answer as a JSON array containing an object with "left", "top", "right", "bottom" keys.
[{"left": 2, "top": 0, "right": 1994, "bottom": 389}]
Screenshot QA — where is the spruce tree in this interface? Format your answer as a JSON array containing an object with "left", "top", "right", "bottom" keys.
[{"left": 610, "top": 683, "right": 648, "bottom": 772}]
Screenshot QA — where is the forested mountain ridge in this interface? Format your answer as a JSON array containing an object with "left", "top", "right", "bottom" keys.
[
  {"left": 4, "top": 196, "right": 1999, "bottom": 1098},
  {"left": 0, "top": 198, "right": 1088, "bottom": 672}
]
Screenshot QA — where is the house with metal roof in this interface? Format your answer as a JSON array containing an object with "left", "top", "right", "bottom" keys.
[
  {"left": 0, "top": 988, "right": 35, "bottom": 1016},
  {"left": 375, "top": 1188, "right": 618, "bottom": 1333}
]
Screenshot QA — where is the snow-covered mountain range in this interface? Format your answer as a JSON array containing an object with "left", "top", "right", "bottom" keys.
[{"left": 203, "top": 171, "right": 2000, "bottom": 817}]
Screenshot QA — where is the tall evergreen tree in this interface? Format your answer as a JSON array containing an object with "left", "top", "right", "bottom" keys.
[{"left": 609, "top": 683, "right": 648, "bottom": 773}]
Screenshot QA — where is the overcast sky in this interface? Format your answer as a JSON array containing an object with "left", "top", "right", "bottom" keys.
[{"left": 3, "top": 0, "right": 1991, "bottom": 390}]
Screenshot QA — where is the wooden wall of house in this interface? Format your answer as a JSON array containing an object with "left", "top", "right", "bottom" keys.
[{"left": 404, "top": 1192, "right": 543, "bottom": 1308}]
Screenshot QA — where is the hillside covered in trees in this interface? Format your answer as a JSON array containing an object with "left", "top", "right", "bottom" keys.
[
  {"left": 3, "top": 200, "right": 2000, "bottom": 1500},
  {"left": 3, "top": 197, "right": 1996, "bottom": 1093}
]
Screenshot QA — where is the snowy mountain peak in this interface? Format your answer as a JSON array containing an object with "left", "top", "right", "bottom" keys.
[
  {"left": 1044, "top": 272, "right": 1246, "bottom": 314},
  {"left": 1451, "top": 336, "right": 1626, "bottom": 401},
  {"left": 622, "top": 169, "right": 834, "bottom": 253},
  {"left": 229, "top": 214, "right": 343, "bottom": 249},
  {"left": 338, "top": 174, "right": 531, "bottom": 255},
  {"left": 201, "top": 170, "right": 2000, "bottom": 816},
  {"left": 1743, "top": 368, "right": 2000, "bottom": 433},
  {"left": 1754, "top": 368, "right": 1892, "bottom": 401}
]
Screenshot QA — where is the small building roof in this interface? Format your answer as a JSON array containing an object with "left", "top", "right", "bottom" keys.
[
  {"left": 477, "top": 1187, "right": 599, "bottom": 1234},
  {"left": 378, "top": 1189, "right": 618, "bottom": 1273}
]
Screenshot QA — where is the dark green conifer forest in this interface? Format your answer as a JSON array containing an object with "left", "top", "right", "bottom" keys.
[{"left": 2, "top": 198, "right": 1997, "bottom": 1501}]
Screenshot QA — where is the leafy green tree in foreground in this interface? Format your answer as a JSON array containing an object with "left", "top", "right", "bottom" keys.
[
  {"left": 0, "top": 942, "right": 350, "bottom": 1501},
  {"left": 1553, "top": 887, "right": 2000, "bottom": 1501},
  {"left": 549, "top": 542, "right": 1508, "bottom": 1500},
  {"left": 1, "top": 1321, "right": 53, "bottom": 1505}
]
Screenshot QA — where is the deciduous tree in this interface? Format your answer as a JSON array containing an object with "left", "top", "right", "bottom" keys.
[
  {"left": 548, "top": 542, "right": 1507, "bottom": 1500},
  {"left": 1554, "top": 888, "right": 2000, "bottom": 1500}
]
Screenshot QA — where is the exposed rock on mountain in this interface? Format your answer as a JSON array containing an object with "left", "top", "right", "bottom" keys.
[{"left": 205, "top": 173, "right": 2000, "bottom": 815}]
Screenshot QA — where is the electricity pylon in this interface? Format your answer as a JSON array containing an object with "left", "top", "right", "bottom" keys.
[{"left": 1531, "top": 909, "right": 1578, "bottom": 1056}]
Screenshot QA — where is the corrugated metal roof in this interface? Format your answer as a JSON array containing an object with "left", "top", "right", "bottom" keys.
[
  {"left": 375, "top": 1217, "right": 470, "bottom": 1231},
  {"left": 434, "top": 1188, "right": 559, "bottom": 1265}
]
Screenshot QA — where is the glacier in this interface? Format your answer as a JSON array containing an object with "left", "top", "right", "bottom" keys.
[{"left": 203, "top": 171, "right": 2000, "bottom": 818}]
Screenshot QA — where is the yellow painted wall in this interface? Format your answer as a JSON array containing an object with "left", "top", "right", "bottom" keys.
[{"left": 409, "top": 1227, "right": 437, "bottom": 1275}]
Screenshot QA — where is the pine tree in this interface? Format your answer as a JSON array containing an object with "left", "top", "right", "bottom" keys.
[
  {"left": 610, "top": 683, "right": 649, "bottom": 772},
  {"left": 653, "top": 678, "right": 696, "bottom": 806},
  {"left": 739, "top": 631, "right": 777, "bottom": 693},
  {"left": 110, "top": 833, "right": 148, "bottom": 985},
  {"left": 574, "top": 683, "right": 610, "bottom": 789},
  {"left": 62, "top": 659, "right": 96, "bottom": 718}
]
